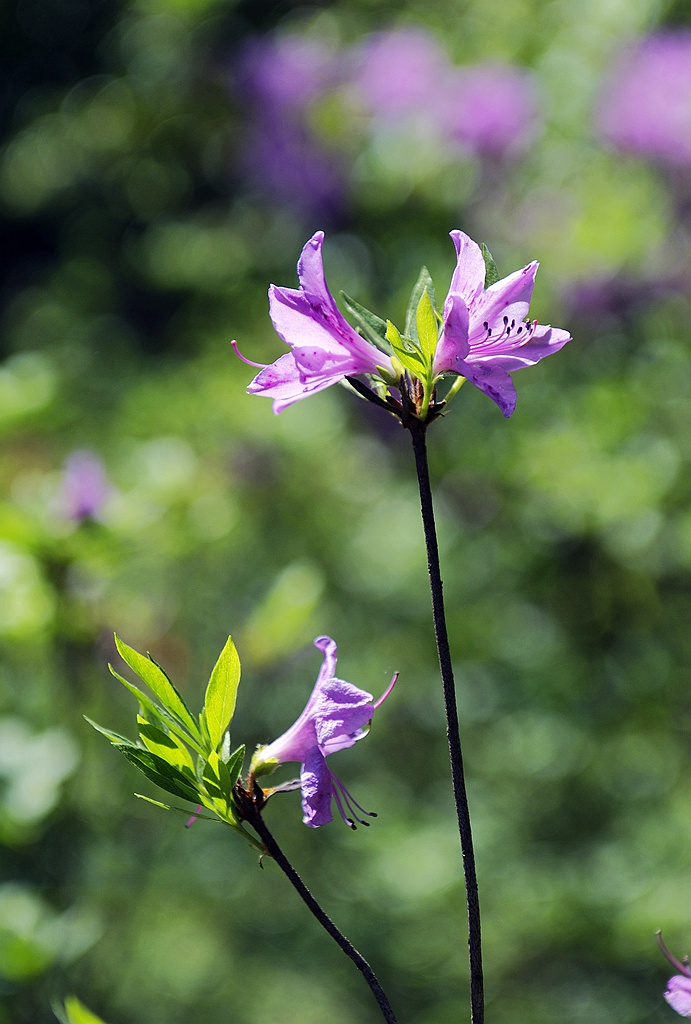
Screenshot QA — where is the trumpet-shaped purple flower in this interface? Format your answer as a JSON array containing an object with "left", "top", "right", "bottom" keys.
[
  {"left": 233, "top": 232, "right": 394, "bottom": 414},
  {"left": 433, "top": 230, "right": 571, "bottom": 417},
  {"left": 658, "top": 932, "right": 691, "bottom": 1017},
  {"left": 251, "top": 636, "right": 396, "bottom": 828}
]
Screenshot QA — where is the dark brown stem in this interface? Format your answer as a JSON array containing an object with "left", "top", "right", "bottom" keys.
[
  {"left": 407, "top": 418, "right": 484, "bottom": 1024},
  {"left": 239, "top": 795, "right": 399, "bottom": 1024}
]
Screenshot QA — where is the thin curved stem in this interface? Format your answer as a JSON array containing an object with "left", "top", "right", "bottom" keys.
[
  {"left": 407, "top": 419, "right": 484, "bottom": 1024},
  {"left": 246, "top": 806, "right": 399, "bottom": 1024}
]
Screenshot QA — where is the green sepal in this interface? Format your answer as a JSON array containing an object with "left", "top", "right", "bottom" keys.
[
  {"left": 118, "top": 744, "right": 200, "bottom": 803},
  {"left": 138, "top": 720, "right": 196, "bottom": 774},
  {"left": 405, "top": 267, "right": 436, "bottom": 342},
  {"left": 107, "top": 666, "right": 204, "bottom": 755},
  {"left": 201, "top": 636, "right": 241, "bottom": 751},
  {"left": 225, "top": 743, "right": 245, "bottom": 785},
  {"left": 340, "top": 292, "right": 389, "bottom": 350},
  {"left": 481, "top": 243, "right": 500, "bottom": 288},
  {"left": 415, "top": 288, "right": 438, "bottom": 362},
  {"left": 114, "top": 635, "right": 199, "bottom": 739}
]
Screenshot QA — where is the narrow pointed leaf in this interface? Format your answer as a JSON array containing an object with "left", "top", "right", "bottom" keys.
[
  {"left": 84, "top": 716, "right": 133, "bottom": 747},
  {"left": 416, "top": 289, "right": 438, "bottom": 361},
  {"left": 202, "top": 636, "right": 241, "bottom": 750},
  {"left": 54, "top": 997, "right": 108, "bottom": 1024},
  {"left": 114, "top": 635, "right": 199, "bottom": 738},
  {"left": 481, "top": 243, "right": 500, "bottom": 288},
  {"left": 225, "top": 743, "right": 246, "bottom": 786},
  {"left": 340, "top": 292, "right": 389, "bottom": 349},
  {"left": 119, "top": 745, "right": 200, "bottom": 802},
  {"left": 138, "top": 722, "right": 196, "bottom": 774},
  {"left": 405, "top": 266, "right": 436, "bottom": 340},
  {"left": 135, "top": 794, "right": 221, "bottom": 820},
  {"left": 205, "top": 749, "right": 232, "bottom": 803},
  {"left": 108, "top": 666, "right": 203, "bottom": 754}
]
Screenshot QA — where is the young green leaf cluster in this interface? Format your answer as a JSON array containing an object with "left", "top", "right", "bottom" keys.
[{"left": 86, "top": 635, "right": 263, "bottom": 853}]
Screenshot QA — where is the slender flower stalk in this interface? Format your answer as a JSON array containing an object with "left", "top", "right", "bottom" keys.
[
  {"left": 235, "top": 785, "right": 399, "bottom": 1024},
  {"left": 406, "top": 415, "right": 484, "bottom": 1024}
]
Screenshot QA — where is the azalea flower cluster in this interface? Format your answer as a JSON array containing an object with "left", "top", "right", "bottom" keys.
[{"left": 235, "top": 229, "right": 571, "bottom": 421}]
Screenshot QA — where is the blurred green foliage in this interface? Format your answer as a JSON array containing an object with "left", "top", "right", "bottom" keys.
[{"left": 1, "top": 0, "right": 690, "bottom": 1022}]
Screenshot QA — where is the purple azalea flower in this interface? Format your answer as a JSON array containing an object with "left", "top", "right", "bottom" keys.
[
  {"left": 658, "top": 932, "right": 691, "bottom": 1017},
  {"left": 251, "top": 636, "right": 397, "bottom": 828},
  {"left": 598, "top": 32, "right": 691, "bottom": 166},
  {"left": 233, "top": 232, "right": 394, "bottom": 413},
  {"left": 433, "top": 230, "right": 572, "bottom": 417},
  {"left": 59, "top": 450, "right": 111, "bottom": 521}
]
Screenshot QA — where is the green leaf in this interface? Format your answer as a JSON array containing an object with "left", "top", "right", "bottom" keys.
[
  {"left": 135, "top": 794, "right": 221, "bottom": 821},
  {"left": 138, "top": 721, "right": 196, "bottom": 774},
  {"left": 84, "top": 716, "right": 133, "bottom": 747},
  {"left": 340, "top": 292, "right": 389, "bottom": 349},
  {"left": 415, "top": 288, "right": 438, "bottom": 361},
  {"left": 481, "top": 243, "right": 500, "bottom": 288},
  {"left": 405, "top": 267, "right": 436, "bottom": 341},
  {"left": 202, "top": 636, "right": 241, "bottom": 750},
  {"left": 225, "top": 743, "right": 246, "bottom": 786},
  {"left": 118, "top": 744, "right": 200, "bottom": 803},
  {"left": 108, "top": 666, "right": 203, "bottom": 754},
  {"left": 386, "top": 320, "right": 428, "bottom": 378},
  {"left": 114, "top": 635, "right": 199, "bottom": 738},
  {"left": 204, "top": 749, "right": 232, "bottom": 803},
  {"left": 54, "top": 996, "right": 109, "bottom": 1024}
]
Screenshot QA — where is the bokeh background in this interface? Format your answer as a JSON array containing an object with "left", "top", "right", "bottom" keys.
[{"left": 2, "top": 0, "right": 691, "bottom": 1021}]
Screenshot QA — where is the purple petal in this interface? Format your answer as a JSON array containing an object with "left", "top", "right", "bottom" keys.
[
  {"left": 313, "top": 635, "right": 339, "bottom": 689},
  {"left": 313, "top": 677, "right": 375, "bottom": 751},
  {"left": 665, "top": 975, "right": 691, "bottom": 1017},
  {"left": 469, "top": 262, "right": 538, "bottom": 348},
  {"left": 434, "top": 292, "right": 470, "bottom": 374},
  {"left": 269, "top": 282, "right": 391, "bottom": 377},
  {"left": 300, "top": 748, "right": 334, "bottom": 826},
  {"left": 295, "top": 231, "right": 339, "bottom": 311},
  {"left": 472, "top": 324, "right": 572, "bottom": 372},
  {"left": 455, "top": 361, "right": 517, "bottom": 418},
  {"left": 448, "top": 231, "right": 487, "bottom": 307},
  {"left": 247, "top": 352, "right": 340, "bottom": 414}
]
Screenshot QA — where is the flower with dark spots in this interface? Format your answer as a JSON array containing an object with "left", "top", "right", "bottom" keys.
[
  {"left": 433, "top": 230, "right": 571, "bottom": 417},
  {"left": 250, "top": 636, "right": 397, "bottom": 828}
]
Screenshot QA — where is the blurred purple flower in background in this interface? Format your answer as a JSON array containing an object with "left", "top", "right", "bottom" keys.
[
  {"left": 235, "top": 34, "right": 349, "bottom": 220},
  {"left": 598, "top": 32, "right": 691, "bottom": 165},
  {"left": 237, "top": 34, "right": 342, "bottom": 114},
  {"left": 230, "top": 25, "right": 542, "bottom": 217},
  {"left": 251, "top": 635, "right": 397, "bottom": 827},
  {"left": 59, "top": 450, "right": 111, "bottom": 522},
  {"left": 351, "top": 27, "right": 449, "bottom": 121},
  {"left": 441, "top": 63, "right": 539, "bottom": 156}
]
